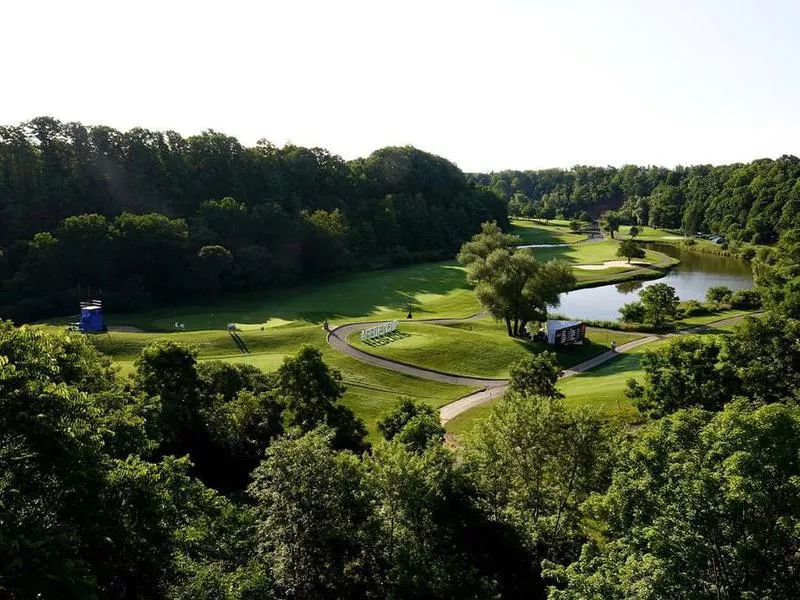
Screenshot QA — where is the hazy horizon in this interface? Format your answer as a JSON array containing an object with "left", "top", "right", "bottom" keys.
[{"left": 3, "top": 0, "right": 798, "bottom": 172}]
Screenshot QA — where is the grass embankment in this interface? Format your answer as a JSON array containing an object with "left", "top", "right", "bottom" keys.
[
  {"left": 510, "top": 219, "right": 587, "bottom": 245},
  {"left": 446, "top": 318, "right": 745, "bottom": 437},
  {"left": 87, "top": 325, "right": 477, "bottom": 441},
  {"left": 349, "top": 318, "right": 643, "bottom": 379},
  {"left": 48, "top": 260, "right": 488, "bottom": 440}
]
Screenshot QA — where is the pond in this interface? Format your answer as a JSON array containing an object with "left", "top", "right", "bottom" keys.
[{"left": 555, "top": 244, "right": 755, "bottom": 322}]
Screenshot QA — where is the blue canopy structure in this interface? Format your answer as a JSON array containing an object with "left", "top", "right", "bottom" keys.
[{"left": 78, "top": 302, "right": 105, "bottom": 333}]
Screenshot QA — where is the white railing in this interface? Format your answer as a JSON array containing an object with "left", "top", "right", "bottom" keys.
[{"left": 360, "top": 320, "right": 398, "bottom": 342}]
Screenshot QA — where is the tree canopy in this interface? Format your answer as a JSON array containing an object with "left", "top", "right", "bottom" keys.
[
  {"left": 472, "top": 156, "right": 800, "bottom": 249},
  {"left": 458, "top": 222, "right": 576, "bottom": 336},
  {"left": 0, "top": 119, "right": 508, "bottom": 322}
]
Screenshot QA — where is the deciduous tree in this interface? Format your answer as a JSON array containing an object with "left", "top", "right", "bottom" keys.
[
  {"left": 615, "top": 239, "right": 644, "bottom": 264},
  {"left": 546, "top": 402, "right": 800, "bottom": 600}
]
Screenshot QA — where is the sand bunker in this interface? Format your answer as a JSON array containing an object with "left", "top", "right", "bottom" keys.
[{"left": 575, "top": 260, "right": 650, "bottom": 270}]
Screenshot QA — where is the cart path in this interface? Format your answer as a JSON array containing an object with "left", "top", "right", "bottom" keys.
[{"left": 327, "top": 313, "right": 756, "bottom": 424}]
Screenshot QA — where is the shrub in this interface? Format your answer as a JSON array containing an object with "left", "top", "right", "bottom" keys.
[
  {"left": 730, "top": 288, "right": 761, "bottom": 309},
  {"left": 679, "top": 299, "right": 710, "bottom": 318},
  {"left": 739, "top": 245, "right": 757, "bottom": 261},
  {"left": 619, "top": 301, "right": 645, "bottom": 323},
  {"left": 706, "top": 285, "right": 733, "bottom": 306}
]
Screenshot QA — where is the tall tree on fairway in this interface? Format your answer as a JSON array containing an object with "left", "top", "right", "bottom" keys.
[
  {"left": 459, "top": 223, "right": 575, "bottom": 337},
  {"left": 616, "top": 239, "right": 645, "bottom": 264}
]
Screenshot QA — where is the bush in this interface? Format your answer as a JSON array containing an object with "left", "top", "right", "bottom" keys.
[
  {"left": 679, "top": 299, "right": 710, "bottom": 318},
  {"left": 730, "top": 288, "right": 761, "bottom": 310},
  {"left": 706, "top": 286, "right": 733, "bottom": 306},
  {"left": 619, "top": 301, "right": 645, "bottom": 323},
  {"left": 739, "top": 245, "right": 757, "bottom": 261}
]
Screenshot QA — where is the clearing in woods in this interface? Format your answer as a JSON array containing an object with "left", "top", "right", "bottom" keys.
[{"left": 46, "top": 221, "right": 684, "bottom": 438}]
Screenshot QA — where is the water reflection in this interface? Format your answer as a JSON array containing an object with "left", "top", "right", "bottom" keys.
[
  {"left": 615, "top": 280, "right": 644, "bottom": 294},
  {"left": 556, "top": 244, "right": 754, "bottom": 321}
]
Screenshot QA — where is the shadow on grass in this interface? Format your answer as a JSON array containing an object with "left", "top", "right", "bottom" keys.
[
  {"left": 109, "top": 261, "right": 477, "bottom": 329},
  {"left": 510, "top": 222, "right": 578, "bottom": 245}
]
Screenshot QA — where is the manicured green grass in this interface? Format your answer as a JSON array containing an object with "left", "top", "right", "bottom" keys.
[
  {"left": 447, "top": 322, "right": 741, "bottom": 437},
  {"left": 75, "top": 323, "right": 476, "bottom": 442},
  {"left": 53, "top": 239, "right": 674, "bottom": 335},
  {"left": 510, "top": 219, "right": 586, "bottom": 245},
  {"left": 446, "top": 403, "right": 494, "bottom": 436},
  {"left": 526, "top": 240, "right": 677, "bottom": 275},
  {"left": 349, "top": 318, "right": 644, "bottom": 378},
  {"left": 618, "top": 225, "right": 726, "bottom": 252},
  {"left": 445, "top": 341, "right": 662, "bottom": 438},
  {"left": 556, "top": 341, "right": 666, "bottom": 416},
  {"left": 96, "top": 261, "right": 479, "bottom": 332},
  {"left": 42, "top": 232, "right": 683, "bottom": 441},
  {"left": 675, "top": 309, "right": 754, "bottom": 328},
  {"left": 618, "top": 225, "right": 685, "bottom": 242}
]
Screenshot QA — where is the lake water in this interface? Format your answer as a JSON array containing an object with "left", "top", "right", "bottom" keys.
[{"left": 555, "top": 244, "right": 755, "bottom": 321}]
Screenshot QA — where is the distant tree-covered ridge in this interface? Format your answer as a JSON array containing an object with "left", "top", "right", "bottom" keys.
[
  {"left": 471, "top": 157, "right": 800, "bottom": 244},
  {"left": 0, "top": 117, "right": 507, "bottom": 321}
]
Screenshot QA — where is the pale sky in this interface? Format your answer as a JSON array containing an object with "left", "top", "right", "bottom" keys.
[{"left": 2, "top": 0, "right": 799, "bottom": 172}]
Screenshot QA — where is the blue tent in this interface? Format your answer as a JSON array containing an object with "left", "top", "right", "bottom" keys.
[{"left": 79, "top": 305, "right": 104, "bottom": 333}]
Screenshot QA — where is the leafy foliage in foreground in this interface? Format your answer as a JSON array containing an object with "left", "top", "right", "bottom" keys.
[
  {"left": 627, "top": 313, "right": 800, "bottom": 417},
  {"left": 546, "top": 401, "right": 800, "bottom": 600},
  {"left": 3, "top": 305, "right": 800, "bottom": 598}
]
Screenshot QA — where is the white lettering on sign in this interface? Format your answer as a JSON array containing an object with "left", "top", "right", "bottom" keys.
[{"left": 360, "top": 320, "right": 398, "bottom": 342}]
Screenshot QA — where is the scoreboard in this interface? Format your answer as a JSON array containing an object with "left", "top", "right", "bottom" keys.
[{"left": 546, "top": 320, "right": 586, "bottom": 346}]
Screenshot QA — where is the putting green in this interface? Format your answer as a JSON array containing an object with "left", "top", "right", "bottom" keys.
[{"left": 349, "top": 318, "right": 644, "bottom": 378}]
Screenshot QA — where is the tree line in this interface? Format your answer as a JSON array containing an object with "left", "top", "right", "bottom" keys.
[
  {"left": 471, "top": 156, "right": 800, "bottom": 246},
  {"left": 0, "top": 117, "right": 507, "bottom": 322}
]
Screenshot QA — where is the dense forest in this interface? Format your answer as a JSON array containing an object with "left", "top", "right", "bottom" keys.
[
  {"left": 0, "top": 117, "right": 506, "bottom": 321},
  {"left": 471, "top": 156, "right": 800, "bottom": 245}
]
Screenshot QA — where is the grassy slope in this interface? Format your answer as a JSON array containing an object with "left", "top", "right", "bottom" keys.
[
  {"left": 509, "top": 219, "right": 587, "bottom": 244},
  {"left": 44, "top": 222, "right": 681, "bottom": 439},
  {"left": 100, "top": 260, "right": 479, "bottom": 332},
  {"left": 84, "top": 324, "right": 476, "bottom": 442},
  {"left": 447, "top": 325, "right": 739, "bottom": 437},
  {"left": 350, "top": 319, "right": 643, "bottom": 378},
  {"left": 445, "top": 341, "right": 661, "bottom": 437}
]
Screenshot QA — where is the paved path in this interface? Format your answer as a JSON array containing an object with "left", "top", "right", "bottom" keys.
[{"left": 328, "top": 312, "right": 758, "bottom": 424}]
